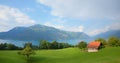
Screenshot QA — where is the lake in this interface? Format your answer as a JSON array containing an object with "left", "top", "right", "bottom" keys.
[{"left": 0, "top": 38, "right": 94, "bottom": 47}]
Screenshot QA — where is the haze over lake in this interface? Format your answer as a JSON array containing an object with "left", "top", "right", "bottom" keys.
[{"left": 0, "top": 38, "right": 93, "bottom": 47}]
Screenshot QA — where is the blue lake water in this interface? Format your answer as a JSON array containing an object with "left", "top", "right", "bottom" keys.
[{"left": 0, "top": 38, "right": 94, "bottom": 47}]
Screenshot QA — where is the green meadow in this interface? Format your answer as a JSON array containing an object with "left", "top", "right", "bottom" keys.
[{"left": 0, "top": 47, "right": 120, "bottom": 63}]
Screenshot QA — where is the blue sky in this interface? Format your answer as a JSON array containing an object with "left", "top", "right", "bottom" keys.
[{"left": 0, "top": 0, "right": 120, "bottom": 36}]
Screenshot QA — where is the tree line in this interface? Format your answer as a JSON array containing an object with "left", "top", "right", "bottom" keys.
[
  {"left": 39, "top": 40, "right": 73, "bottom": 49},
  {"left": 0, "top": 40, "right": 73, "bottom": 50},
  {"left": 77, "top": 36, "right": 120, "bottom": 49},
  {"left": 0, "top": 43, "right": 22, "bottom": 50},
  {"left": 0, "top": 36, "right": 120, "bottom": 50}
]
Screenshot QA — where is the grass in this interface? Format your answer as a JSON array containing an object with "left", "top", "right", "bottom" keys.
[{"left": 0, "top": 47, "right": 120, "bottom": 63}]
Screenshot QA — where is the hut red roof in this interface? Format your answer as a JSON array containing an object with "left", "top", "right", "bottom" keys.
[{"left": 87, "top": 41, "right": 101, "bottom": 48}]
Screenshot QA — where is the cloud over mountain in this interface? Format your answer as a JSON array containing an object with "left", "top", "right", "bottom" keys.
[
  {"left": 0, "top": 5, "right": 36, "bottom": 32},
  {"left": 38, "top": 0, "right": 120, "bottom": 20}
]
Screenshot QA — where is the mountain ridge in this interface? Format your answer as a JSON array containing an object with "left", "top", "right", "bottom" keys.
[
  {"left": 93, "top": 29, "right": 120, "bottom": 39},
  {"left": 0, "top": 24, "right": 89, "bottom": 41}
]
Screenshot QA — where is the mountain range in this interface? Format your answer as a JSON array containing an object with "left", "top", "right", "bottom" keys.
[
  {"left": 93, "top": 29, "right": 120, "bottom": 39},
  {"left": 0, "top": 24, "right": 89, "bottom": 41},
  {"left": 0, "top": 24, "right": 119, "bottom": 41}
]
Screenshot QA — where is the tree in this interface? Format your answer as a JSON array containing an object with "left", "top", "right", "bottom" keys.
[
  {"left": 19, "top": 42, "right": 35, "bottom": 59},
  {"left": 0, "top": 43, "right": 7, "bottom": 50},
  {"left": 39, "top": 40, "right": 50, "bottom": 49},
  {"left": 0, "top": 43, "right": 22, "bottom": 50},
  {"left": 24, "top": 42, "right": 32, "bottom": 48},
  {"left": 78, "top": 41, "right": 87, "bottom": 49},
  {"left": 6, "top": 43, "right": 17, "bottom": 50},
  {"left": 62, "top": 43, "right": 71, "bottom": 48},
  {"left": 58, "top": 43, "right": 64, "bottom": 49},
  {"left": 50, "top": 41, "right": 59, "bottom": 49},
  {"left": 32, "top": 45, "right": 39, "bottom": 50},
  {"left": 95, "top": 38, "right": 107, "bottom": 48},
  {"left": 39, "top": 40, "right": 73, "bottom": 49},
  {"left": 118, "top": 40, "right": 120, "bottom": 46},
  {"left": 108, "top": 36, "right": 120, "bottom": 47},
  {"left": 57, "top": 42, "right": 70, "bottom": 49}
]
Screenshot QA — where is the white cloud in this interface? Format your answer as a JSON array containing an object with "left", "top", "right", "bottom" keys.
[
  {"left": 38, "top": 0, "right": 120, "bottom": 20},
  {"left": 0, "top": 5, "right": 36, "bottom": 32},
  {"left": 52, "top": 18, "right": 66, "bottom": 23},
  {"left": 66, "top": 25, "right": 84, "bottom": 32},
  {"left": 110, "top": 23, "right": 120, "bottom": 30},
  {"left": 88, "top": 23, "right": 120, "bottom": 36},
  {"left": 44, "top": 22, "right": 84, "bottom": 32},
  {"left": 88, "top": 26, "right": 110, "bottom": 36},
  {"left": 78, "top": 26, "right": 84, "bottom": 32},
  {"left": 44, "top": 22, "right": 64, "bottom": 29},
  {"left": 22, "top": 8, "right": 34, "bottom": 12},
  {"left": 38, "top": 0, "right": 120, "bottom": 36}
]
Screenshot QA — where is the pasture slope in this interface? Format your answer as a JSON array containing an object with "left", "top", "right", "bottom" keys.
[{"left": 0, "top": 47, "right": 120, "bottom": 63}]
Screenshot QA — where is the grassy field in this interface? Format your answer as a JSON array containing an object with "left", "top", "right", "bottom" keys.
[{"left": 0, "top": 47, "right": 120, "bottom": 63}]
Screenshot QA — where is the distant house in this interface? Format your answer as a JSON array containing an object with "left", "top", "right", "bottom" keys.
[{"left": 87, "top": 41, "right": 101, "bottom": 52}]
